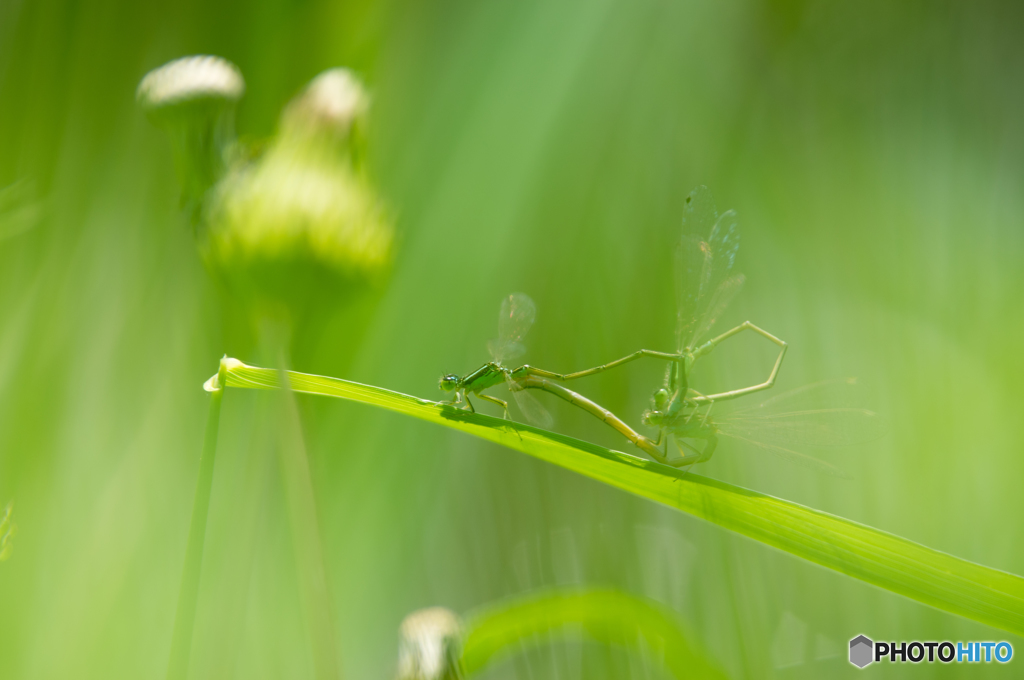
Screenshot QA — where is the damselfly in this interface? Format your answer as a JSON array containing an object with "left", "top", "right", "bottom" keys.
[
  {"left": 438, "top": 292, "right": 554, "bottom": 429},
  {"left": 526, "top": 187, "right": 786, "bottom": 408},
  {"left": 439, "top": 293, "right": 674, "bottom": 460},
  {"left": 439, "top": 188, "right": 789, "bottom": 466},
  {"left": 523, "top": 187, "right": 788, "bottom": 465}
]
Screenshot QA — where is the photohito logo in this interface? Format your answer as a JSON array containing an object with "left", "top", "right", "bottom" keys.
[{"left": 849, "top": 635, "right": 1012, "bottom": 668}]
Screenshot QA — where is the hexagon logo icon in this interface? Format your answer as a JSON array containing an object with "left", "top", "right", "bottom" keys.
[{"left": 849, "top": 635, "right": 874, "bottom": 668}]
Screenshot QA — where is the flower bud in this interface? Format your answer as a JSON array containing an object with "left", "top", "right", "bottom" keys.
[
  {"left": 137, "top": 56, "right": 244, "bottom": 221},
  {"left": 396, "top": 607, "right": 463, "bottom": 680},
  {"left": 281, "top": 68, "right": 369, "bottom": 142},
  {"left": 202, "top": 68, "right": 393, "bottom": 317}
]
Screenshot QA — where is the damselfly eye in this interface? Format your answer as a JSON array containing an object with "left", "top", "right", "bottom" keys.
[
  {"left": 439, "top": 374, "right": 459, "bottom": 392},
  {"left": 652, "top": 388, "right": 670, "bottom": 410},
  {"left": 642, "top": 409, "right": 664, "bottom": 427}
]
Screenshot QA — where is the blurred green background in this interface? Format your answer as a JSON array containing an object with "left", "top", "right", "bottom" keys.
[{"left": 1, "top": 0, "right": 1023, "bottom": 677}]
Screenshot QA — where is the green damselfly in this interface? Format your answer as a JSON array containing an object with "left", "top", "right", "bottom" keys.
[
  {"left": 522, "top": 187, "right": 787, "bottom": 464},
  {"left": 439, "top": 292, "right": 556, "bottom": 429},
  {"left": 440, "top": 187, "right": 789, "bottom": 466},
  {"left": 439, "top": 292, "right": 672, "bottom": 460},
  {"left": 526, "top": 187, "right": 785, "bottom": 401}
]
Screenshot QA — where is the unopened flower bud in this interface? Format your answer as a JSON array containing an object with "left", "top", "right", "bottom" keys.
[
  {"left": 137, "top": 56, "right": 244, "bottom": 220},
  {"left": 396, "top": 607, "right": 463, "bottom": 680},
  {"left": 137, "top": 55, "right": 244, "bottom": 113},
  {"left": 202, "top": 68, "right": 393, "bottom": 316},
  {"left": 282, "top": 68, "right": 368, "bottom": 140}
]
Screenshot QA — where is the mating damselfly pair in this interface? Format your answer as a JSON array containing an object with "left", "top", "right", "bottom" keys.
[{"left": 439, "top": 186, "right": 882, "bottom": 476}]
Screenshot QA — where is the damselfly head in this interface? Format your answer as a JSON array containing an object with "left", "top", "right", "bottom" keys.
[
  {"left": 642, "top": 409, "right": 666, "bottom": 427},
  {"left": 438, "top": 374, "right": 460, "bottom": 392}
]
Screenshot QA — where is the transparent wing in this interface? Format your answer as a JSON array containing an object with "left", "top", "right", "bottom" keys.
[
  {"left": 740, "top": 378, "right": 861, "bottom": 412},
  {"left": 690, "top": 273, "right": 745, "bottom": 347},
  {"left": 670, "top": 434, "right": 709, "bottom": 462},
  {"left": 487, "top": 339, "right": 525, "bottom": 364},
  {"left": 498, "top": 292, "right": 536, "bottom": 345},
  {"left": 706, "top": 209, "right": 740, "bottom": 276},
  {"left": 505, "top": 373, "right": 554, "bottom": 429},
  {"left": 490, "top": 293, "right": 536, "bottom": 363},
  {"left": 704, "top": 378, "right": 884, "bottom": 477},
  {"left": 717, "top": 408, "right": 882, "bottom": 449},
  {"left": 715, "top": 432, "right": 852, "bottom": 479},
  {"left": 674, "top": 234, "right": 710, "bottom": 352},
  {"left": 717, "top": 379, "right": 888, "bottom": 448},
  {"left": 675, "top": 188, "right": 743, "bottom": 350},
  {"left": 681, "top": 185, "right": 719, "bottom": 238}
]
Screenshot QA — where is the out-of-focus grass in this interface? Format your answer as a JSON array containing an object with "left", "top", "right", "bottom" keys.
[
  {"left": 462, "top": 588, "right": 726, "bottom": 677},
  {"left": 0, "top": 501, "right": 15, "bottom": 561},
  {"left": 3, "top": 0, "right": 1024, "bottom": 678},
  {"left": 166, "top": 361, "right": 226, "bottom": 680}
]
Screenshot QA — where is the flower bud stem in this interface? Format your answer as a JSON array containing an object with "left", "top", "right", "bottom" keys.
[{"left": 261, "top": 319, "right": 342, "bottom": 680}]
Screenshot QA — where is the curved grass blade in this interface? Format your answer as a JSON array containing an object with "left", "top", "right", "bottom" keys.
[
  {"left": 461, "top": 588, "right": 726, "bottom": 678},
  {"left": 168, "top": 359, "right": 228, "bottom": 680},
  {"left": 209, "top": 358, "right": 1024, "bottom": 636}
]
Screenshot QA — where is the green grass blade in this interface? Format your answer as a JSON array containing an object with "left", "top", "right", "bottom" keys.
[
  {"left": 167, "top": 358, "right": 228, "bottom": 680},
  {"left": 210, "top": 359, "right": 1024, "bottom": 636},
  {"left": 460, "top": 588, "right": 726, "bottom": 677}
]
